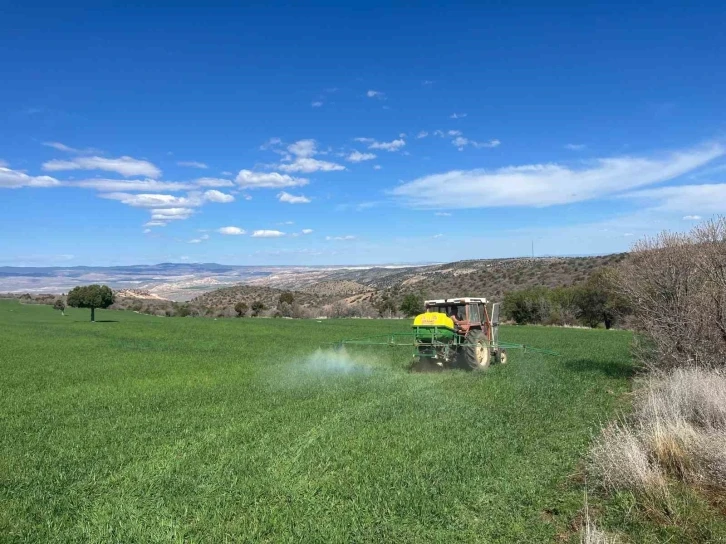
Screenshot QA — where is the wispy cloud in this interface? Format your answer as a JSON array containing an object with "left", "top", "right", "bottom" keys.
[
  {"left": 0, "top": 166, "right": 60, "bottom": 189},
  {"left": 416, "top": 131, "right": 429, "bottom": 139},
  {"left": 42, "top": 141, "right": 101, "bottom": 154},
  {"left": 218, "top": 226, "right": 245, "bottom": 235},
  {"left": 177, "top": 160, "right": 208, "bottom": 169},
  {"left": 277, "top": 158, "right": 345, "bottom": 173},
  {"left": 311, "top": 101, "right": 323, "bottom": 107},
  {"left": 74, "top": 178, "right": 194, "bottom": 192},
  {"left": 43, "top": 155, "right": 162, "bottom": 178},
  {"left": 449, "top": 113, "right": 467, "bottom": 119},
  {"left": 435, "top": 212, "right": 451, "bottom": 216},
  {"left": 301, "top": 229, "right": 313, "bottom": 235},
  {"left": 346, "top": 151, "right": 377, "bottom": 162},
  {"left": 366, "top": 90, "right": 385, "bottom": 99},
  {"left": 326, "top": 235, "right": 356, "bottom": 241},
  {"left": 252, "top": 230, "right": 285, "bottom": 238},
  {"left": 683, "top": 215, "right": 702, "bottom": 220},
  {"left": 565, "top": 144, "right": 586, "bottom": 151},
  {"left": 373, "top": 165, "right": 382, "bottom": 170},
  {"left": 195, "top": 177, "right": 234, "bottom": 187},
  {"left": 621, "top": 183, "right": 726, "bottom": 214},
  {"left": 391, "top": 143, "right": 724, "bottom": 209},
  {"left": 277, "top": 191, "right": 311, "bottom": 204}
]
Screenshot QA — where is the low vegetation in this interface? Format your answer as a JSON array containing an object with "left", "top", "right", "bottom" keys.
[
  {"left": 502, "top": 270, "right": 631, "bottom": 329},
  {"left": 0, "top": 299, "right": 632, "bottom": 542},
  {"left": 582, "top": 217, "right": 726, "bottom": 542}
]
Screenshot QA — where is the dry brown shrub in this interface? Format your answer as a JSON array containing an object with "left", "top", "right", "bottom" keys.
[{"left": 616, "top": 217, "right": 726, "bottom": 371}]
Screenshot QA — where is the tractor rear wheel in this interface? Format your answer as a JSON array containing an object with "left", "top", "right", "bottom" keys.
[{"left": 459, "top": 330, "right": 490, "bottom": 370}]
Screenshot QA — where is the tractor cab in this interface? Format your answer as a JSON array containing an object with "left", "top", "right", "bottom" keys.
[
  {"left": 424, "top": 298, "right": 490, "bottom": 336},
  {"left": 413, "top": 297, "right": 506, "bottom": 370}
]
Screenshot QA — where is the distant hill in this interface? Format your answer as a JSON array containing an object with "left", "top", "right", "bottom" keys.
[{"left": 1, "top": 253, "right": 628, "bottom": 317}]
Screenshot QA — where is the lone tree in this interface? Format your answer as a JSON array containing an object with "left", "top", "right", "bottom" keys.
[
  {"left": 399, "top": 294, "right": 423, "bottom": 317},
  {"left": 234, "top": 301, "right": 248, "bottom": 317},
  {"left": 53, "top": 299, "right": 66, "bottom": 316},
  {"left": 66, "top": 285, "right": 115, "bottom": 322}
]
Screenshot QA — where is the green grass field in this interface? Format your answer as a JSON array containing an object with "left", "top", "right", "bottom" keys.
[{"left": 0, "top": 299, "right": 634, "bottom": 543}]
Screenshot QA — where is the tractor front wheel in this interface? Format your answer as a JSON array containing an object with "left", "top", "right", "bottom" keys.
[
  {"left": 459, "top": 330, "right": 490, "bottom": 370},
  {"left": 498, "top": 349, "right": 508, "bottom": 364}
]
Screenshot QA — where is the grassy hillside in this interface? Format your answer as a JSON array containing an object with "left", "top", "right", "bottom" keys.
[{"left": 0, "top": 299, "right": 633, "bottom": 542}]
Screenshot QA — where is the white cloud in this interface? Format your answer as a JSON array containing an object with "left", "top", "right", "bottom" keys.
[
  {"left": 433, "top": 234, "right": 444, "bottom": 238},
  {"left": 218, "top": 226, "right": 245, "bottom": 235},
  {"left": 252, "top": 230, "right": 285, "bottom": 238},
  {"left": 177, "top": 161, "right": 208, "bottom": 169},
  {"left": 203, "top": 189, "right": 235, "bottom": 203},
  {"left": 416, "top": 131, "right": 429, "bottom": 139},
  {"left": 277, "top": 158, "right": 345, "bottom": 173},
  {"left": 621, "top": 183, "right": 726, "bottom": 214},
  {"left": 301, "top": 229, "right": 313, "bottom": 234},
  {"left": 565, "top": 144, "right": 586, "bottom": 151},
  {"left": 311, "top": 101, "right": 323, "bottom": 107},
  {"left": 277, "top": 191, "right": 311, "bottom": 204},
  {"left": 99, "top": 192, "right": 199, "bottom": 208},
  {"left": 435, "top": 212, "right": 451, "bottom": 216},
  {"left": 195, "top": 177, "right": 234, "bottom": 187},
  {"left": 235, "top": 170, "right": 308, "bottom": 188},
  {"left": 43, "top": 155, "right": 162, "bottom": 178},
  {"left": 449, "top": 113, "right": 467, "bottom": 119},
  {"left": 391, "top": 143, "right": 724, "bottom": 209},
  {"left": 274, "top": 139, "right": 345, "bottom": 173},
  {"left": 366, "top": 90, "right": 385, "bottom": 99},
  {"left": 448, "top": 130, "right": 462, "bottom": 137},
  {"left": 74, "top": 178, "right": 194, "bottom": 192},
  {"left": 354, "top": 137, "right": 375, "bottom": 144},
  {"left": 346, "top": 151, "right": 377, "bottom": 162},
  {"left": 0, "top": 166, "right": 60, "bottom": 189},
  {"left": 288, "top": 139, "right": 318, "bottom": 158},
  {"left": 624, "top": 233, "right": 634, "bottom": 237},
  {"left": 683, "top": 215, "right": 702, "bottom": 220},
  {"left": 151, "top": 208, "right": 195, "bottom": 221},
  {"left": 373, "top": 165, "right": 382, "bottom": 170},
  {"left": 326, "top": 235, "right": 356, "bottom": 241},
  {"left": 143, "top": 228, "right": 152, "bottom": 233},
  {"left": 220, "top": 171, "right": 233, "bottom": 176},
  {"left": 369, "top": 138, "right": 406, "bottom": 152},
  {"left": 144, "top": 221, "right": 167, "bottom": 227},
  {"left": 422, "top": 80, "right": 433, "bottom": 86}
]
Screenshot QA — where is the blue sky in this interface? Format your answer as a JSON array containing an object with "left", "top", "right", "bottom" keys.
[{"left": 1, "top": 3, "right": 726, "bottom": 266}]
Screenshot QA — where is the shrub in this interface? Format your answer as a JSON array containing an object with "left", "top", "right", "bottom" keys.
[
  {"left": 616, "top": 217, "right": 726, "bottom": 370},
  {"left": 234, "top": 301, "right": 248, "bottom": 317}
]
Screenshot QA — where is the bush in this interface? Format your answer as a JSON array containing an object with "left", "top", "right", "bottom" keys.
[
  {"left": 399, "top": 294, "right": 423, "bottom": 317},
  {"left": 616, "top": 217, "right": 726, "bottom": 370},
  {"left": 234, "top": 302, "right": 248, "bottom": 317}
]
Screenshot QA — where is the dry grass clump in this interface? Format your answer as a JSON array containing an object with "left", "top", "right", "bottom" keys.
[{"left": 588, "top": 368, "right": 726, "bottom": 503}]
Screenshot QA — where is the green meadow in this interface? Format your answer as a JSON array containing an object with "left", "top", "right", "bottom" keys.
[{"left": 0, "top": 299, "right": 633, "bottom": 543}]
